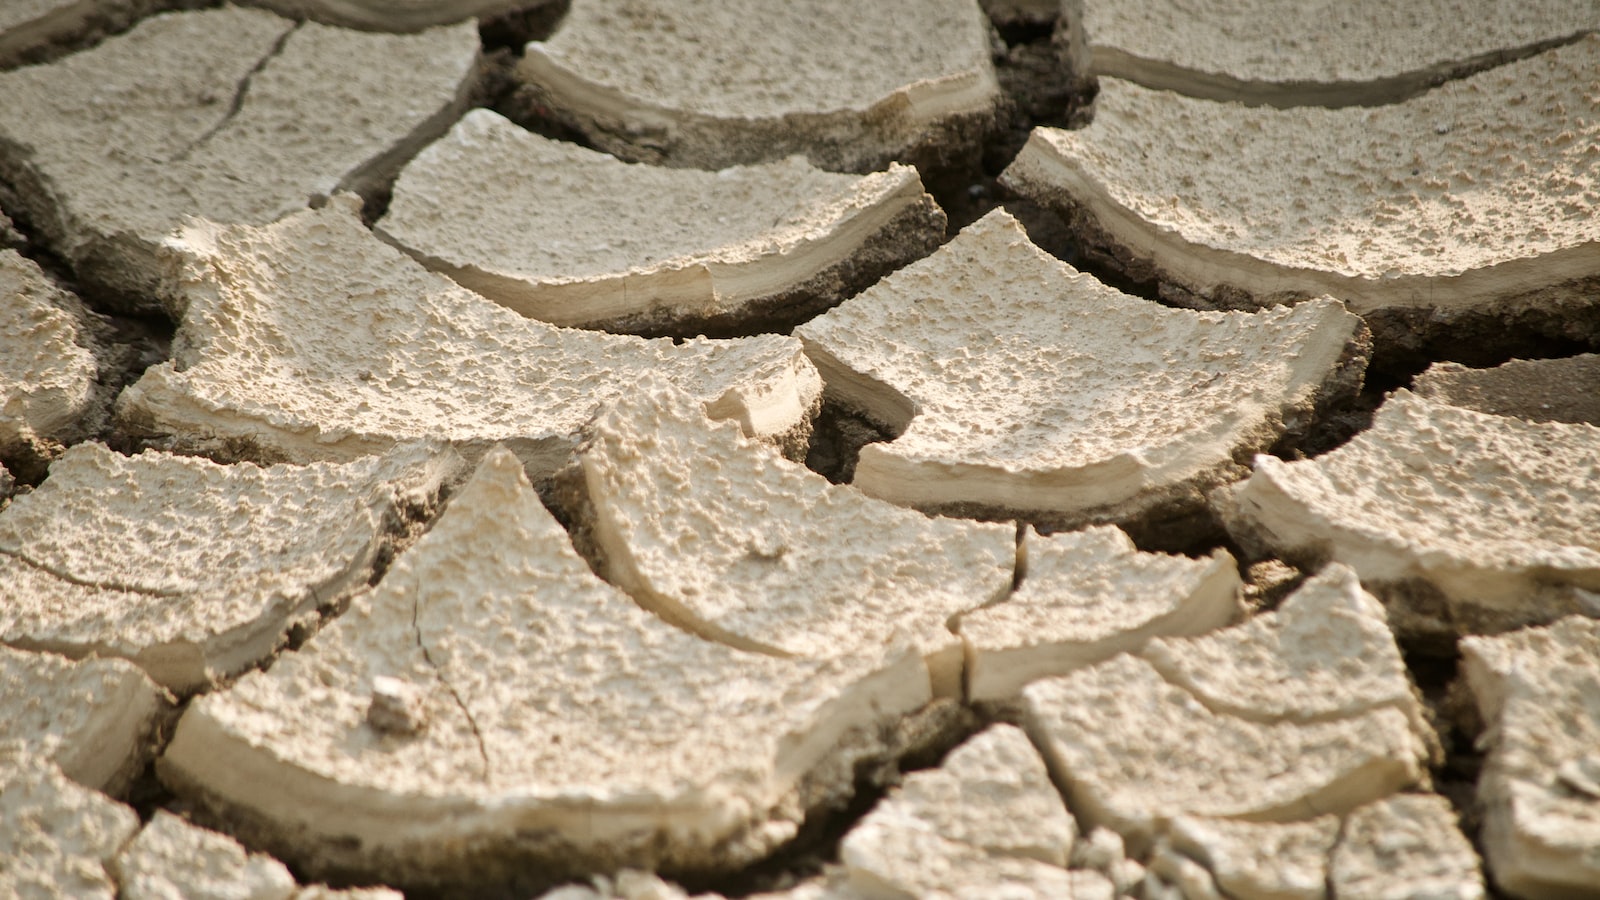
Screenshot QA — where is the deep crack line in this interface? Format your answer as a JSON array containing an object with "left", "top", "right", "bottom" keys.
[
  {"left": 168, "top": 21, "right": 302, "bottom": 164},
  {"left": 411, "top": 591, "right": 491, "bottom": 782}
]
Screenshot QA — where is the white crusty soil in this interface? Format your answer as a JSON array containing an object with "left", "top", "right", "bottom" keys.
[
  {"left": 1067, "top": 0, "right": 1599, "bottom": 106},
  {"left": 1165, "top": 814, "right": 1339, "bottom": 900},
  {"left": 0, "top": 645, "right": 167, "bottom": 795},
  {"left": 377, "top": 110, "right": 943, "bottom": 333},
  {"left": 1462, "top": 616, "right": 1600, "bottom": 898},
  {"left": 0, "top": 7, "right": 479, "bottom": 310},
  {"left": 571, "top": 385, "right": 1013, "bottom": 697},
  {"left": 1329, "top": 794, "right": 1485, "bottom": 899},
  {"left": 959, "top": 525, "right": 1241, "bottom": 701},
  {"left": 114, "top": 810, "right": 297, "bottom": 900},
  {"left": 0, "top": 441, "right": 458, "bottom": 693},
  {"left": 1414, "top": 354, "right": 1600, "bottom": 425},
  {"left": 0, "top": 753, "right": 140, "bottom": 900},
  {"left": 0, "top": 249, "right": 101, "bottom": 469},
  {"left": 1218, "top": 390, "right": 1600, "bottom": 642},
  {"left": 795, "top": 210, "right": 1364, "bottom": 526},
  {"left": 515, "top": 0, "right": 1000, "bottom": 171},
  {"left": 160, "top": 448, "right": 939, "bottom": 891},
  {"left": 1001, "top": 36, "right": 1600, "bottom": 317},
  {"left": 115, "top": 197, "right": 821, "bottom": 474},
  {"left": 237, "top": 0, "right": 534, "bottom": 31}
]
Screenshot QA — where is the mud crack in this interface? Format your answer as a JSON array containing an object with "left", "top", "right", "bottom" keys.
[
  {"left": 168, "top": 22, "right": 303, "bottom": 165},
  {"left": 410, "top": 591, "right": 490, "bottom": 782}
]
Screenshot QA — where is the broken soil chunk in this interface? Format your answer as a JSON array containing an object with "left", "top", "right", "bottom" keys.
[
  {"left": 1066, "top": 0, "right": 1599, "bottom": 106},
  {"left": 795, "top": 210, "right": 1366, "bottom": 530},
  {"left": 1166, "top": 815, "right": 1338, "bottom": 900},
  {"left": 0, "top": 645, "right": 166, "bottom": 795},
  {"left": 1329, "top": 794, "right": 1485, "bottom": 900},
  {"left": 514, "top": 0, "right": 1001, "bottom": 172},
  {"left": 160, "top": 448, "right": 941, "bottom": 893},
  {"left": 1022, "top": 652, "right": 1428, "bottom": 851},
  {"left": 0, "top": 0, "right": 153, "bottom": 68},
  {"left": 114, "top": 810, "right": 297, "bottom": 900},
  {"left": 0, "top": 7, "right": 479, "bottom": 311},
  {"left": 1218, "top": 390, "right": 1600, "bottom": 643},
  {"left": 960, "top": 525, "right": 1241, "bottom": 701},
  {"left": 0, "top": 754, "right": 139, "bottom": 900},
  {"left": 1414, "top": 354, "right": 1600, "bottom": 425},
  {"left": 569, "top": 384, "right": 1013, "bottom": 697},
  {"left": 0, "top": 249, "right": 102, "bottom": 476},
  {"left": 377, "top": 109, "right": 944, "bottom": 336},
  {"left": 115, "top": 198, "right": 821, "bottom": 473},
  {"left": 0, "top": 441, "right": 458, "bottom": 693},
  {"left": 1461, "top": 616, "right": 1600, "bottom": 898},
  {"left": 237, "top": 0, "right": 541, "bottom": 31},
  {"left": 1001, "top": 36, "right": 1600, "bottom": 324}
]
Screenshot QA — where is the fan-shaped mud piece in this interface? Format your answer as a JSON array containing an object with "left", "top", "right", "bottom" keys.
[
  {"left": 1415, "top": 354, "right": 1600, "bottom": 425},
  {"left": 1216, "top": 391, "right": 1600, "bottom": 644},
  {"left": 0, "top": 0, "right": 155, "bottom": 68},
  {"left": 237, "top": 0, "right": 548, "bottom": 31},
  {"left": 1002, "top": 37, "right": 1600, "bottom": 328},
  {"left": 0, "top": 442, "right": 458, "bottom": 693},
  {"left": 1165, "top": 815, "right": 1339, "bottom": 900},
  {"left": 794, "top": 210, "right": 1366, "bottom": 533},
  {"left": 1462, "top": 616, "right": 1600, "bottom": 898},
  {"left": 1329, "top": 794, "right": 1485, "bottom": 899},
  {"left": 565, "top": 384, "right": 1013, "bottom": 698},
  {"left": 1022, "top": 632, "right": 1430, "bottom": 852},
  {"left": 115, "top": 198, "right": 821, "bottom": 474},
  {"left": 959, "top": 525, "right": 1241, "bottom": 701},
  {"left": 1064, "top": 0, "right": 1599, "bottom": 107},
  {"left": 0, "top": 753, "right": 140, "bottom": 900},
  {"left": 0, "top": 7, "right": 479, "bottom": 312},
  {"left": 0, "top": 646, "right": 167, "bottom": 795},
  {"left": 0, "top": 249, "right": 103, "bottom": 477},
  {"left": 513, "top": 0, "right": 1001, "bottom": 172},
  {"left": 377, "top": 110, "right": 945, "bottom": 336},
  {"left": 160, "top": 448, "right": 944, "bottom": 894},
  {"left": 114, "top": 810, "right": 297, "bottom": 900}
]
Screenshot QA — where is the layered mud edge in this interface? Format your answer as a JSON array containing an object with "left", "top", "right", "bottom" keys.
[{"left": 1028, "top": 191, "right": 1600, "bottom": 381}]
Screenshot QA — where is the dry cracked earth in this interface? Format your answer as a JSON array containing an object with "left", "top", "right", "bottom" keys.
[{"left": 2, "top": 0, "right": 1599, "bottom": 898}]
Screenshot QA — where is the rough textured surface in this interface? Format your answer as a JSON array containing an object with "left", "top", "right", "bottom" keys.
[
  {"left": 1329, "top": 794, "right": 1485, "bottom": 900},
  {"left": 0, "top": 753, "right": 140, "bottom": 900},
  {"left": 377, "top": 110, "right": 944, "bottom": 335},
  {"left": 515, "top": 0, "right": 1001, "bottom": 172},
  {"left": 1415, "top": 354, "right": 1600, "bottom": 425},
  {"left": 1462, "top": 616, "right": 1600, "bottom": 898},
  {"left": 0, "top": 441, "right": 458, "bottom": 693},
  {"left": 795, "top": 210, "right": 1365, "bottom": 529},
  {"left": 1001, "top": 37, "right": 1600, "bottom": 318},
  {"left": 1166, "top": 814, "right": 1338, "bottom": 900},
  {"left": 960, "top": 525, "right": 1241, "bottom": 701},
  {"left": 1067, "top": 0, "right": 1600, "bottom": 106},
  {"left": 238, "top": 0, "right": 539, "bottom": 31},
  {"left": 571, "top": 385, "right": 1013, "bottom": 697},
  {"left": 0, "top": 0, "right": 155, "bottom": 68},
  {"left": 114, "top": 810, "right": 298, "bottom": 900},
  {"left": 115, "top": 198, "right": 821, "bottom": 474},
  {"left": 0, "top": 249, "right": 102, "bottom": 474},
  {"left": 160, "top": 449, "right": 939, "bottom": 893},
  {"left": 0, "top": 645, "right": 166, "bottom": 795},
  {"left": 0, "top": 7, "right": 480, "bottom": 311},
  {"left": 1218, "top": 390, "right": 1600, "bottom": 643}
]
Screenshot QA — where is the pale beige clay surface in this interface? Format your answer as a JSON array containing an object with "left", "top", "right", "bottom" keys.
[
  {"left": 377, "top": 109, "right": 944, "bottom": 334},
  {"left": 0, "top": 441, "right": 457, "bottom": 693},
  {"left": 115, "top": 197, "right": 821, "bottom": 474},
  {"left": 0, "top": 644, "right": 167, "bottom": 794},
  {"left": 1023, "top": 565, "right": 1433, "bottom": 853},
  {"left": 796, "top": 210, "right": 1365, "bottom": 528},
  {"left": 0, "top": 0, "right": 153, "bottom": 68},
  {"left": 570, "top": 385, "right": 1013, "bottom": 697},
  {"left": 1415, "top": 354, "right": 1600, "bottom": 424},
  {"left": 0, "top": 753, "right": 140, "bottom": 900},
  {"left": 1329, "top": 794, "right": 1485, "bottom": 899},
  {"left": 0, "top": 249, "right": 103, "bottom": 472},
  {"left": 0, "top": 7, "right": 479, "bottom": 311},
  {"left": 1067, "top": 0, "right": 1600, "bottom": 106},
  {"left": 959, "top": 525, "right": 1242, "bottom": 701},
  {"left": 161, "top": 449, "right": 942, "bottom": 892},
  {"left": 114, "top": 810, "right": 298, "bottom": 900},
  {"left": 1462, "top": 616, "right": 1600, "bottom": 898},
  {"left": 1002, "top": 36, "right": 1600, "bottom": 318},
  {"left": 237, "top": 0, "right": 537, "bottom": 31},
  {"left": 515, "top": 0, "right": 1001, "bottom": 171},
  {"left": 1218, "top": 390, "right": 1600, "bottom": 642}
]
